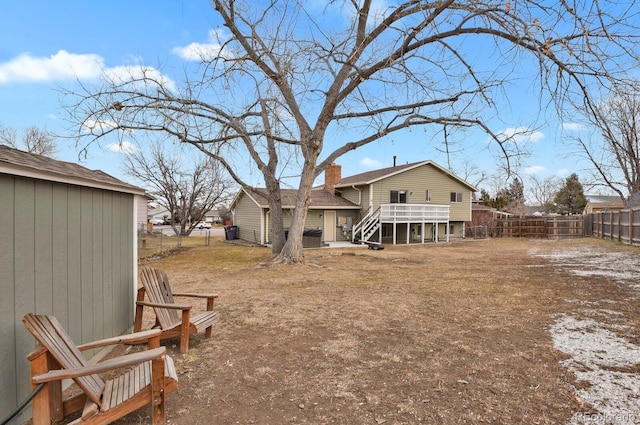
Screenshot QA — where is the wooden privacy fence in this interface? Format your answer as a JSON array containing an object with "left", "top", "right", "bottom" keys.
[
  {"left": 591, "top": 207, "right": 640, "bottom": 246},
  {"left": 498, "top": 216, "right": 586, "bottom": 238}
]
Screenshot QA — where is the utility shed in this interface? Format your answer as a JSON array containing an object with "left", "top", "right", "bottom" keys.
[{"left": 0, "top": 145, "right": 146, "bottom": 424}]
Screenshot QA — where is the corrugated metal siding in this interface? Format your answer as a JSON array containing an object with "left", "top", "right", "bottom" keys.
[
  {"left": 233, "top": 192, "right": 264, "bottom": 244},
  {"left": 369, "top": 164, "right": 472, "bottom": 222},
  {"left": 0, "top": 174, "right": 135, "bottom": 423}
]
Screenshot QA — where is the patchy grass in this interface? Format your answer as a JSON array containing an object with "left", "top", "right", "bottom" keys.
[{"left": 117, "top": 238, "right": 638, "bottom": 425}]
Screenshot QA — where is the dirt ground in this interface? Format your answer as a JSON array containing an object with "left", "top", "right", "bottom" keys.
[{"left": 112, "top": 237, "right": 639, "bottom": 425}]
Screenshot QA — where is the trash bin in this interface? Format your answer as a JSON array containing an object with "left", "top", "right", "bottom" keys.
[{"left": 225, "top": 225, "right": 238, "bottom": 240}]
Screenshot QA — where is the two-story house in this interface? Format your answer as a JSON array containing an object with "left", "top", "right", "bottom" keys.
[
  {"left": 332, "top": 160, "right": 477, "bottom": 245},
  {"left": 230, "top": 160, "right": 477, "bottom": 247}
]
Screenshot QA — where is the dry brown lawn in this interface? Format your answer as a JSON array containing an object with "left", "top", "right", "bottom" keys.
[{"left": 114, "top": 237, "right": 639, "bottom": 425}]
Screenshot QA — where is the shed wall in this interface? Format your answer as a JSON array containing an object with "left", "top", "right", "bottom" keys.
[{"left": 0, "top": 174, "right": 135, "bottom": 423}]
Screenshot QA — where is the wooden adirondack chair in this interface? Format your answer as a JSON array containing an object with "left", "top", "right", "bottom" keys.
[
  {"left": 134, "top": 267, "right": 218, "bottom": 353},
  {"left": 23, "top": 313, "right": 178, "bottom": 425}
]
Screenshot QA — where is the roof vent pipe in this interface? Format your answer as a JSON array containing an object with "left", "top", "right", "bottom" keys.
[{"left": 393, "top": 155, "right": 397, "bottom": 167}]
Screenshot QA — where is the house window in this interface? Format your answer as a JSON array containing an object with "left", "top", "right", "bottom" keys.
[
  {"left": 426, "top": 189, "right": 432, "bottom": 202},
  {"left": 390, "top": 190, "right": 407, "bottom": 203},
  {"left": 448, "top": 224, "right": 455, "bottom": 234},
  {"left": 450, "top": 192, "right": 462, "bottom": 203}
]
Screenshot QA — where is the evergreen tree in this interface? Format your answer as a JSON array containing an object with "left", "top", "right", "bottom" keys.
[
  {"left": 553, "top": 173, "right": 587, "bottom": 214},
  {"left": 479, "top": 189, "right": 493, "bottom": 206}
]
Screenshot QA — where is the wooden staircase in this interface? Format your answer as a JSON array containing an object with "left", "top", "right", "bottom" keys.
[{"left": 352, "top": 207, "right": 382, "bottom": 245}]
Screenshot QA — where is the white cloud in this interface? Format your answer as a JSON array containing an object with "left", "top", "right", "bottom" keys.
[
  {"left": 360, "top": 157, "right": 383, "bottom": 168},
  {"left": 107, "top": 142, "right": 137, "bottom": 154},
  {"left": 563, "top": 122, "right": 586, "bottom": 131},
  {"left": 0, "top": 50, "right": 104, "bottom": 84},
  {"left": 173, "top": 29, "right": 234, "bottom": 61},
  {"left": 104, "top": 64, "right": 176, "bottom": 92},
  {"left": 556, "top": 168, "right": 570, "bottom": 178},
  {"left": 0, "top": 50, "right": 176, "bottom": 91},
  {"left": 82, "top": 119, "right": 118, "bottom": 133},
  {"left": 524, "top": 165, "right": 546, "bottom": 175},
  {"left": 496, "top": 127, "right": 544, "bottom": 144}
]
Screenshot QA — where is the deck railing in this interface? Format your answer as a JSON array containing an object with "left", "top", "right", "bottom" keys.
[{"left": 379, "top": 204, "right": 450, "bottom": 222}]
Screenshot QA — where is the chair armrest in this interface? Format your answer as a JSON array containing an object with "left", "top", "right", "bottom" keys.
[
  {"left": 173, "top": 292, "right": 219, "bottom": 299},
  {"left": 136, "top": 300, "right": 192, "bottom": 310},
  {"left": 173, "top": 292, "right": 218, "bottom": 299},
  {"left": 77, "top": 329, "right": 162, "bottom": 351},
  {"left": 32, "top": 347, "right": 167, "bottom": 383}
]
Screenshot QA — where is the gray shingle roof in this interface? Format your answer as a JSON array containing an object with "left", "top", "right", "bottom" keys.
[
  {"left": 586, "top": 195, "right": 625, "bottom": 204},
  {"left": 244, "top": 187, "right": 360, "bottom": 209},
  {"left": 0, "top": 144, "right": 144, "bottom": 194},
  {"left": 335, "top": 160, "right": 477, "bottom": 190}
]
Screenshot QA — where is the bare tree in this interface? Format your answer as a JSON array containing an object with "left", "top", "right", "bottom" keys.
[
  {"left": 527, "top": 175, "right": 562, "bottom": 212},
  {"left": 452, "top": 159, "right": 489, "bottom": 194},
  {"left": 0, "top": 123, "right": 57, "bottom": 157},
  {"left": 64, "top": 0, "right": 639, "bottom": 262},
  {"left": 124, "top": 144, "right": 234, "bottom": 236},
  {"left": 573, "top": 82, "right": 640, "bottom": 206}
]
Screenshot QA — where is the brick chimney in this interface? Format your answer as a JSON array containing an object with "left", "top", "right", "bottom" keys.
[{"left": 324, "top": 163, "right": 342, "bottom": 194}]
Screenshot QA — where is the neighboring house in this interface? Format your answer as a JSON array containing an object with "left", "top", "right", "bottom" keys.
[
  {"left": 0, "top": 145, "right": 146, "bottom": 424},
  {"left": 148, "top": 204, "right": 172, "bottom": 223},
  {"left": 204, "top": 210, "right": 223, "bottom": 225},
  {"left": 467, "top": 203, "right": 511, "bottom": 237},
  {"left": 148, "top": 204, "right": 223, "bottom": 225},
  {"left": 584, "top": 195, "right": 626, "bottom": 214},
  {"left": 231, "top": 160, "right": 477, "bottom": 247}
]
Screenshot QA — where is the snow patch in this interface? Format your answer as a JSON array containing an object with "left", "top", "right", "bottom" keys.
[
  {"left": 532, "top": 244, "right": 640, "bottom": 424},
  {"left": 551, "top": 315, "right": 640, "bottom": 424}
]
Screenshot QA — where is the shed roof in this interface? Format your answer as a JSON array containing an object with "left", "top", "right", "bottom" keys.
[
  {"left": 0, "top": 144, "right": 145, "bottom": 194},
  {"left": 334, "top": 160, "right": 478, "bottom": 191}
]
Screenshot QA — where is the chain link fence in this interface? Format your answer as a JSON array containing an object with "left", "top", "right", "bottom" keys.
[{"left": 138, "top": 226, "right": 218, "bottom": 259}]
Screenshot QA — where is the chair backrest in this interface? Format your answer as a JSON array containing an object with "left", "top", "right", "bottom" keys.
[
  {"left": 140, "top": 267, "right": 181, "bottom": 328},
  {"left": 22, "top": 313, "right": 105, "bottom": 406}
]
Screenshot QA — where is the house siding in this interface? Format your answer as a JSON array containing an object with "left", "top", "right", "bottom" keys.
[
  {"left": 0, "top": 174, "right": 135, "bottom": 423},
  {"left": 338, "top": 186, "right": 370, "bottom": 223},
  {"left": 305, "top": 211, "right": 324, "bottom": 230},
  {"left": 367, "top": 164, "right": 472, "bottom": 222},
  {"left": 233, "top": 192, "right": 264, "bottom": 244},
  {"left": 334, "top": 210, "right": 362, "bottom": 242}
]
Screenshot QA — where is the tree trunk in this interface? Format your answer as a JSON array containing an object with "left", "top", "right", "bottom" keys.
[
  {"left": 268, "top": 198, "right": 286, "bottom": 253},
  {"left": 627, "top": 190, "right": 640, "bottom": 208},
  {"left": 274, "top": 155, "right": 318, "bottom": 263},
  {"left": 264, "top": 175, "right": 286, "bottom": 254}
]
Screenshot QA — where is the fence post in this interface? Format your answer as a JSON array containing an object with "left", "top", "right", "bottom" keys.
[
  {"left": 617, "top": 211, "right": 620, "bottom": 242},
  {"left": 633, "top": 207, "right": 639, "bottom": 245}
]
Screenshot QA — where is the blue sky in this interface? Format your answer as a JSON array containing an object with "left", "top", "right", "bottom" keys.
[{"left": 0, "top": 1, "right": 600, "bottom": 197}]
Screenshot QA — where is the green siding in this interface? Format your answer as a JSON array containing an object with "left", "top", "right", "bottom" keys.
[
  {"left": 0, "top": 176, "right": 16, "bottom": 411},
  {"left": 233, "top": 192, "right": 264, "bottom": 244},
  {"left": 0, "top": 174, "right": 136, "bottom": 422},
  {"left": 305, "top": 211, "right": 324, "bottom": 230},
  {"left": 368, "top": 164, "right": 472, "bottom": 222}
]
